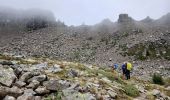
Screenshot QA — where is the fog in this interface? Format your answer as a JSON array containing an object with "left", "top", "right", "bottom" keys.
[{"left": 0, "top": 0, "right": 170, "bottom": 25}]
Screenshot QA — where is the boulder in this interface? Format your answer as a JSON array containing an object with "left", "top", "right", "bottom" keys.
[
  {"left": 0, "top": 86, "right": 8, "bottom": 98},
  {"left": 14, "top": 81, "right": 26, "bottom": 88},
  {"left": 62, "top": 89, "right": 96, "bottom": 100},
  {"left": 0, "top": 86, "right": 23, "bottom": 98},
  {"left": 11, "top": 65, "right": 22, "bottom": 77},
  {"left": 0, "top": 61, "right": 14, "bottom": 66},
  {"left": 0, "top": 65, "right": 16, "bottom": 87},
  {"left": 17, "top": 94, "right": 34, "bottom": 100},
  {"left": 68, "top": 69, "right": 78, "bottom": 77},
  {"left": 26, "top": 80, "right": 40, "bottom": 89},
  {"left": 19, "top": 72, "right": 33, "bottom": 82},
  {"left": 47, "top": 64, "right": 63, "bottom": 73},
  {"left": 34, "top": 96, "right": 42, "bottom": 100},
  {"left": 27, "top": 75, "right": 47, "bottom": 83},
  {"left": 43, "top": 80, "right": 70, "bottom": 91},
  {"left": 35, "top": 86, "right": 50, "bottom": 95},
  {"left": 152, "top": 89, "right": 161, "bottom": 97},
  {"left": 3, "top": 95, "right": 16, "bottom": 100},
  {"left": 24, "top": 89, "right": 36, "bottom": 96},
  {"left": 107, "top": 90, "right": 117, "bottom": 99}
]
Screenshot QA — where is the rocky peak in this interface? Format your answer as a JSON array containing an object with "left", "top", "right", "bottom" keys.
[
  {"left": 141, "top": 16, "right": 154, "bottom": 23},
  {"left": 118, "top": 14, "right": 133, "bottom": 23}
]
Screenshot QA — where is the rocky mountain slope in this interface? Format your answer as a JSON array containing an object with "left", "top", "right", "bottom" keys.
[{"left": 0, "top": 54, "right": 169, "bottom": 100}]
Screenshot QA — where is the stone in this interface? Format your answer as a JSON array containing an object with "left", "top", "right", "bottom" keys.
[
  {"left": 135, "top": 84, "right": 145, "bottom": 93},
  {"left": 27, "top": 75, "right": 47, "bottom": 83},
  {"left": 35, "top": 86, "right": 50, "bottom": 95},
  {"left": 34, "top": 96, "right": 42, "bottom": 100},
  {"left": 68, "top": 69, "right": 78, "bottom": 77},
  {"left": 0, "top": 65, "right": 16, "bottom": 87},
  {"left": 43, "top": 80, "right": 61, "bottom": 91},
  {"left": 0, "top": 61, "right": 14, "bottom": 66},
  {"left": 33, "top": 62, "right": 48, "bottom": 70},
  {"left": 0, "top": 86, "right": 23, "bottom": 98},
  {"left": 24, "top": 89, "right": 36, "bottom": 96},
  {"left": 165, "top": 86, "right": 170, "bottom": 91},
  {"left": 43, "top": 79, "right": 70, "bottom": 91},
  {"left": 3, "top": 95, "right": 16, "bottom": 100},
  {"left": 11, "top": 65, "right": 22, "bottom": 77},
  {"left": 14, "top": 81, "right": 26, "bottom": 88},
  {"left": 19, "top": 72, "right": 33, "bottom": 82},
  {"left": 107, "top": 90, "right": 117, "bottom": 99},
  {"left": 26, "top": 80, "right": 40, "bottom": 89},
  {"left": 152, "top": 89, "right": 161, "bottom": 97},
  {"left": 17, "top": 94, "right": 34, "bottom": 100},
  {"left": 47, "top": 64, "right": 63, "bottom": 73}
]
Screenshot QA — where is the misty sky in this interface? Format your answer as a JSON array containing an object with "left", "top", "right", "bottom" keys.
[{"left": 0, "top": 0, "right": 170, "bottom": 25}]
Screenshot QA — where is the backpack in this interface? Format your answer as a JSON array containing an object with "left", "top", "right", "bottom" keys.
[{"left": 127, "top": 62, "right": 132, "bottom": 71}]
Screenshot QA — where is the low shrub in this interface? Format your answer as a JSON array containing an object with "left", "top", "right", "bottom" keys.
[
  {"left": 123, "top": 84, "right": 139, "bottom": 97},
  {"left": 152, "top": 73, "right": 164, "bottom": 85}
]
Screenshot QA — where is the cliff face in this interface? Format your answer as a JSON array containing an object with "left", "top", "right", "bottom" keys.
[{"left": 118, "top": 14, "right": 134, "bottom": 23}]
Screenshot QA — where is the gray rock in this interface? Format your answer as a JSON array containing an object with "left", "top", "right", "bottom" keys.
[
  {"left": 26, "top": 80, "right": 40, "bottom": 89},
  {"left": 27, "top": 75, "right": 47, "bottom": 83},
  {"left": 11, "top": 65, "right": 22, "bottom": 77},
  {"left": 0, "top": 61, "right": 14, "bottom": 66},
  {"left": 68, "top": 69, "right": 78, "bottom": 77},
  {"left": 152, "top": 89, "right": 161, "bottom": 97},
  {"left": 17, "top": 94, "right": 34, "bottom": 100},
  {"left": 34, "top": 96, "right": 42, "bottom": 100},
  {"left": 62, "top": 89, "right": 96, "bottom": 100},
  {"left": 14, "top": 81, "right": 26, "bottom": 88},
  {"left": 107, "top": 90, "right": 117, "bottom": 99},
  {"left": 43, "top": 80, "right": 61, "bottom": 91},
  {"left": 47, "top": 64, "right": 63, "bottom": 73},
  {"left": 19, "top": 72, "right": 33, "bottom": 82},
  {"left": 3, "top": 95, "right": 16, "bottom": 100},
  {"left": 35, "top": 86, "right": 50, "bottom": 95},
  {"left": 0, "top": 86, "right": 23, "bottom": 98},
  {"left": 24, "top": 89, "right": 36, "bottom": 96},
  {"left": 34, "top": 62, "right": 48, "bottom": 70},
  {"left": 0, "top": 65, "right": 16, "bottom": 87}
]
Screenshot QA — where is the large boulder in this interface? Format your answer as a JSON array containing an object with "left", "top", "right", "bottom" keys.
[
  {"left": 19, "top": 72, "right": 33, "bottom": 82},
  {"left": 43, "top": 80, "right": 70, "bottom": 91},
  {"left": 26, "top": 80, "right": 40, "bottom": 89},
  {"left": 14, "top": 81, "right": 26, "bottom": 88},
  {"left": 0, "top": 86, "right": 23, "bottom": 98},
  {"left": 23, "top": 89, "right": 36, "bottom": 96},
  {"left": 35, "top": 86, "right": 50, "bottom": 95},
  {"left": 27, "top": 75, "right": 47, "bottom": 83},
  {"left": 3, "top": 95, "right": 16, "bottom": 100},
  {"left": 17, "top": 94, "right": 34, "bottom": 100},
  {"left": 62, "top": 89, "right": 96, "bottom": 100},
  {"left": 0, "top": 65, "right": 16, "bottom": 87}
]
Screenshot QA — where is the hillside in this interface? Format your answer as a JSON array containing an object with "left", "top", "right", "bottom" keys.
[{"left": 0, "top": 54, "right": 169, "bottom": 100}]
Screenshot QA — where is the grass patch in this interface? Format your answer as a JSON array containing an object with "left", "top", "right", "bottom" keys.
[{"left": 123, "top": 84, "right": 139, "bottom": 97}]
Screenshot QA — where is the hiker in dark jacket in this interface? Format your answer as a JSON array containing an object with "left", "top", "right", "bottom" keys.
[{"left": 121, "top": 62, "right": 127, "bottom": 79}]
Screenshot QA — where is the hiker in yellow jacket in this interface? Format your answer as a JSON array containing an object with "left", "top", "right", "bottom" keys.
[{"left": 125, "top": 62, "right": 132, "bottom": 80}]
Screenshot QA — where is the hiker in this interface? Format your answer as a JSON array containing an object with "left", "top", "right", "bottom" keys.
[
  {"left": 121, "top": 62, "right": 127, "bottom": 79},
  {"left": 126, "top": 62, "right": 132, "bottom": 80},
  {"left": 113, "top": 63, "right": 119, "bottom": 70}
]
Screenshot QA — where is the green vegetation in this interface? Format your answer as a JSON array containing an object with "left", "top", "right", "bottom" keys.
[
  {"left": 152, "top": 73, "right": 164, "bottom": 85},
  {"left": 123, "top": 84, "right": 139, "bottom": 97}
]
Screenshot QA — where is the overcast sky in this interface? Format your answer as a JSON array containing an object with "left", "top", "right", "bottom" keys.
[{"left": 0, "top": 0, "right": 170, "bottom": 25}]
